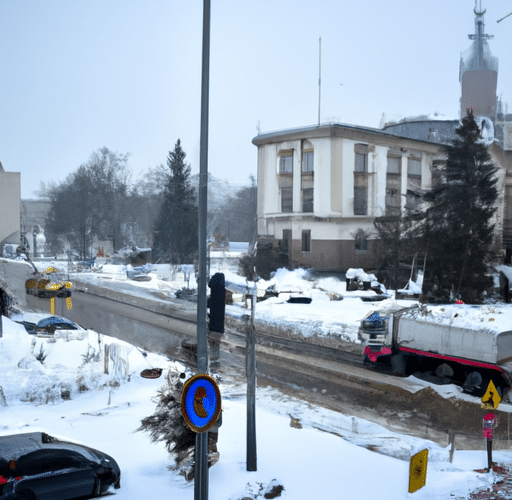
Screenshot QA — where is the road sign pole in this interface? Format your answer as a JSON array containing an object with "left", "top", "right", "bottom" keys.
[
  {"left": 246, "top": 290, "right": 257, "bottom": 471},
  {"left": 195, "top": 0, "right": 211, "bottom": 498},
  {"left": 483, "top": 413, "right": 497, "bottom": 472}
]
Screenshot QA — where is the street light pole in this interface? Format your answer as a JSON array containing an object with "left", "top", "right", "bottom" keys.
[
  {"left": 195, "top": 0, "right": 211, "bottom": 498},
  {"left": 246, "top": 288, "right": 257, "bottom": 471}
]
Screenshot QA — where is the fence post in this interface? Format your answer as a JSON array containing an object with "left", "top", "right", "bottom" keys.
[{"left": 448, "top": 432, "right": 455, "bottom": 463}]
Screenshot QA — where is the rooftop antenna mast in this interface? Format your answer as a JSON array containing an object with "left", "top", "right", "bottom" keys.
[
  {"left": 318, "top": 36, "right": 321, "bottom": 127},
  {"left": 497, "top": 10, "right": 512, "bottom": 23}
]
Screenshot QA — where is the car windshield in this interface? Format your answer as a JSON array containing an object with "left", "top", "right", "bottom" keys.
[{"left": 36, "top": 317, "right": 78, "bottom": 330}]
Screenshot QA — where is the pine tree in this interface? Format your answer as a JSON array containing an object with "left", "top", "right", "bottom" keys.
[
  {"left": 153, "top": 140, "right": 198, "bottom": 263},
  {"left": 422, "top": 111, "right": 498, "bottom": 303},
  {"left": 137, "top": 369, "right": 221, "bottom": 481},
  {"left": 136, "top": 370, "right": 196, "bottom": 477}
]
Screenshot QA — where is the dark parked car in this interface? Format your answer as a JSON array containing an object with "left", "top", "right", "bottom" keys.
[
  {"left": 16, "top": 316, "right": 83, "bottom": 335},
  {"left": 0, "top": 432, "right": 120, "bottom": 499}
]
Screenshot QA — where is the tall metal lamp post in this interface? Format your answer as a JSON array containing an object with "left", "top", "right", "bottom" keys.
[{"left": 195, "top": 0, "right": 211, "bottom": 498}]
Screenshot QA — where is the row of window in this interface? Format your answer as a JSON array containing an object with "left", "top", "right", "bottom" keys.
[
  {"left": 280, "top": 230, "right": 368, "bottom": 253},
  {"left": 356, "top": 153, "right": 421, "bottom": 177},
  {"left": 279, "top": 148, "right": 422, "bottom": 215},
  {"left": 281, "top": 187, "right": 313, "bottom": 213},
  {"left": 281, "top": 229, "right": 311, "bottom": 252},
  {"left": 280, "top": 148, "right": 422, "bottom": 177},
  {"left": 279, "top": 150, "right": 314, "bottom": 174}
]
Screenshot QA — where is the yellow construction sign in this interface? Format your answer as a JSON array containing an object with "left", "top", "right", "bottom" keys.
[
  {"left": 481, "top": 380, "right": 501, "bottom": 410},
  {"left": 408, "top": 448, "right": 428, "bottom": 493}
]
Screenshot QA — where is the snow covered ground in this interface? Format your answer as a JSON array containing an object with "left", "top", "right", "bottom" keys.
[
  {"left": 3, "top": 259, "right": 512, "bottom": 498},
  {"left": 0, "top": 314, "right": 508, "bottom": 499}
]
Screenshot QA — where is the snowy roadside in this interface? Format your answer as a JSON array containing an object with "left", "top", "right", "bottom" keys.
[{"left": 0, "top": 314, "right": 508, "bottom": 499}]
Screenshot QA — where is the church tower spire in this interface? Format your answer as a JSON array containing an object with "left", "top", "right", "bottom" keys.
[{"left": 460, "top": 0, "right": 498, "bottom": 120}]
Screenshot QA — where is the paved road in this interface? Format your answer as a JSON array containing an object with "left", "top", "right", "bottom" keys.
[{"left": 25, "top": 282, "right": 512, "bottom": 451}]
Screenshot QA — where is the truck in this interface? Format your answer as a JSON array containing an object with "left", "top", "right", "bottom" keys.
[{"left": 358, "top": 303, "right": 512, "bottom": 399}]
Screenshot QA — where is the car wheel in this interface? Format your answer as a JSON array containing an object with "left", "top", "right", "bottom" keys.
[{"left": 391, "top": 352, "right": 407, "bottom": 376}]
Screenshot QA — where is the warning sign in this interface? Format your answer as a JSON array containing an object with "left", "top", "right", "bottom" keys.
[
  {"left": 408, "top": 449, "right": 428, "bottom": 493},
  {"left": 481, "top": 380, "right": 501, "bottom": 410}
]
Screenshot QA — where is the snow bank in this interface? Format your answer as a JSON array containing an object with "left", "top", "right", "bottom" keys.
[{"left": 0, "top": 315, "right": 170, "bottom": 405}]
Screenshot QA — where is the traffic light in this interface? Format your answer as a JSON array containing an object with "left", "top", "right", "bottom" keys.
[{"left": 208, "top": 272, "right": 225, "bottom": 333}]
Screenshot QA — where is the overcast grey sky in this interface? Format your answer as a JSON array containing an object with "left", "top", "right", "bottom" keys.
[{"left": 2, "top": 0, "right": 512, "bottom": 199}]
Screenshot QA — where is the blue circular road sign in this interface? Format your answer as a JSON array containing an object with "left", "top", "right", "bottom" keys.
[{"left": 181, "top": 374, "right": 222, "bottom": 433}]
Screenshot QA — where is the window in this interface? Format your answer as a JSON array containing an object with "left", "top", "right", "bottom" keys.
[
  {"left": 301, "top": 230, "right": 311, "bottom": 252},
  {"left": 385, "top": 188, "right": 401, "bottom": 215},
  {"left": 301, "top": 174, "right": 314, "bottom": 213},
  {"left": 354, "top": 187, "right": 367, "bottom": 215},
  {"left": 282, "top": 229, "right": 292, "bottom": 252},
  {"left": 279, "top": 151, "right": 293, "bottom": 173},
  {"left": 355, "top": 153, "right": 367, "bottom": 173},
  {"left": 405, "top": 190, "right": 421, "bottom": 211},
  {"left": 302, "top": 188, "right": 313, "bottom": 213},
  {"left": 354, "top": 145, "right": 369, "bottom": 215},
  {"left": 408, "top": 158, "right": 421, "bottom": 177},
  {"left": 386, "top": 156, "right": 401, "bottom": 215},
  {"left": 354, "top": 144, "right": 369, "bottom": 173},
  {"left": 387, "top": 156, "right": 401, "bottom": 174},
  {"left": 281, "top": 187, "right": 293, "bottom": 212},
  {"left": 302, "top": 150, "right": 314, "bottom": 172},
  {"left": 355, "top": 231, "right": 368, "bottom": 251}
]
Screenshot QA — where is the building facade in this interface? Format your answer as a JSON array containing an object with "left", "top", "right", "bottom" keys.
[
  {"left": 253, "top": 123, "right": 445, "bottom": 271},
  {"left": 0, "top": 161, "right": 21, "bottom": 253}
]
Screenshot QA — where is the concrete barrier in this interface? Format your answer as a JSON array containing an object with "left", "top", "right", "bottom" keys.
[{"left": 0, "top": 258, "right": 37, "bottom": 307}]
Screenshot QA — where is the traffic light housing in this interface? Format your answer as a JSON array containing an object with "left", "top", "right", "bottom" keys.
[{"left": 208, "top": 272, "right": 225, "bottom": 333}]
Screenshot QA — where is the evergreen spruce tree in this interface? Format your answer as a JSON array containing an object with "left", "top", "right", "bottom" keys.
[
  {"left": 422, "top": 111, "right": 498, "bottom": 303},
  {"left": 136, "top": 370, "right": 196, "bottom": 478},
  {"left": 137, "top": 369, "right": 221, "bottom": 481},
  {"left": 153, "top": 140, "right": 198, "bottom": 263}
]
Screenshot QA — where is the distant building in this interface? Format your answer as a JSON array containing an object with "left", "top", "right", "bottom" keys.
[
  {"left": 253, "top": 2, "right": 512, "bottom": 272},
  {"left": 0, "top": 161, "right": 21, "bottom": 255},
  {"left": 20, "top": 199, "right": 51, "bottom": 258},
  {"left": 253, "top": 123, "right": 445, "bottom": 271}
]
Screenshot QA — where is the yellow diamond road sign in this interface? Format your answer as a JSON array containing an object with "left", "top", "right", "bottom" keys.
[
  {"left": 408, "top": 448, "right": 428, "bottom": 493},
  {"left": 481, "top": 379, "right": 501, "bottom": 410}
]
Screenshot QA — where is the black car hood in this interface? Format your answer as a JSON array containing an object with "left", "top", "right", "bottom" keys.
[{"left": 0, "top": 432, "right": 118, "bottom": 472}]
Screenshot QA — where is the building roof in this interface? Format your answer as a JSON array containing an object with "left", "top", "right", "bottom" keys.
[{"left": 252, "top": 122, "right": 446, "bottom": 150}]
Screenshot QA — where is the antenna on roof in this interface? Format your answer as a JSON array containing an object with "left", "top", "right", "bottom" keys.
[
  {"left": 497, "top": 10, "right": 512, "bottom": 23},
  {"left": 318, "top": 36, "right": 321, "bottom": 127}
]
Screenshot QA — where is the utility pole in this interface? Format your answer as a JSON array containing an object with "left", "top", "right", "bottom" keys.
[
  {"left": 246, "top": 287, "right": 257, "bottom": 471},
  {"left": 195, "top": 0, "right": 211, "bottom": 498}
]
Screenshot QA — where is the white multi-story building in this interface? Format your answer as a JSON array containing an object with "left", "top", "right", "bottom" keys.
[
  {"left": 253, "top": 123, "right": 445, "bottom": 271},
  {"left": 0, "top": 161, "right": 21, "bottom": 255}
]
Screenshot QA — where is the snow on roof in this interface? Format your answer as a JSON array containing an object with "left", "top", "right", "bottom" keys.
[
  {"left": 403, "top": 303, "right": 512, "bottom": 334},
  {"left": 382, "top": 113, "right": 459, "bottom": 128}
]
